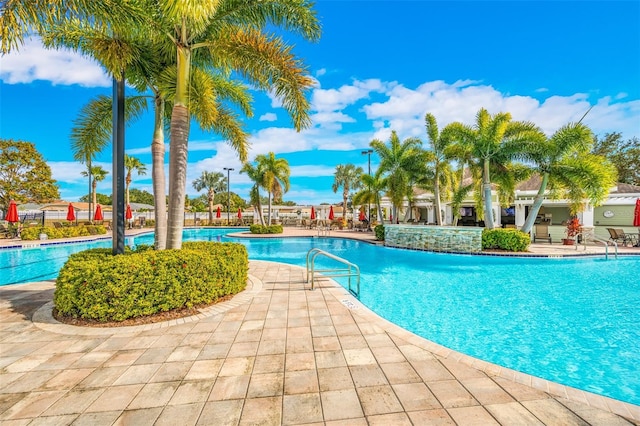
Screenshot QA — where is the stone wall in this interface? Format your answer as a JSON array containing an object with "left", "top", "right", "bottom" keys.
[{"left": 384, "top": 225, "right": 483, "bottom": 253}]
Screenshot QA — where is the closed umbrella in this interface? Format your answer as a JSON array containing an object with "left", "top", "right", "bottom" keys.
[
  {"left": 359, "top": 209, "right": 366, "bottom": 222},
  {"left": 237, "top": 208, "right": 242, "bottom": 218},
  {"left": 310, "top": 206, "right": 316, "bottom": 220},
  {"left": 216, "top": 206, "right": 221, "bottom": 218},
  {"left": 125, "top": 204, "right": 133, "bottom": 220},
  {"left": 6, "top": 200, "right": 19, "bottom": 223},
  {"left": 634, "top": 198, "right": 640, "bottom": 227},
  {"left": 329, "top": 205, "right": 334, "bottom": 220},
  {"left": 66, "top": 203, "right": 76, "bottom": 222},
  {"left": 94, "top": 204, "right": 104, "bottom": 221}
]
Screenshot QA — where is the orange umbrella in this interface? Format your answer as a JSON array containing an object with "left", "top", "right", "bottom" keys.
[
  {"left": 310, "top": 206, "right": 316, "bottom": 220},
  {"left": 94, "top": 204, "right": 104, "bottom": 221},
  {"left": 216, "top": 206, "right": 221, "bottom": 218},
  {"left": 237, "top": 208, "right": 242, "bottom": 218},
  {"left": 328, "top": 205, "right": 334, "bottom": 220},
  {"left": 6, "top": 200, "right": 19, "bottom": 223},
  {"left": 66, "top": 203, "right": 76, "bottom": 222},
  {"left": 125, "top": 204, "right": 133, "bottom": 220}
]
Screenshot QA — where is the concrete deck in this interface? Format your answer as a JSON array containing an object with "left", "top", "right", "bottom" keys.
[{"left": 1, "top": 228, "right": 639, "bottom": 425}]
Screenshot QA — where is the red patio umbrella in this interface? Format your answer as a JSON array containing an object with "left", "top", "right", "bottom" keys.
[
  {"left": 125, "top": 204, "right": 133, "bottom": 220},
  {"left": 634, "top": 198, "right": 640, "bottom": 227},
  {"left": 6, "top": 200, "right": 19, "bottom": 223},
  {"left": 310, "top": 206, "right": 316, "bottom": 220},
  {"left": 66, "top": 203, "right": 76, "bottom": 222},
  {"left": 94, "top": 204, "right": 104, "bottom": 221},
  {"left": 328, "top": 205, "right": 334, "bottom": 220},
  {"left": 216, "top": 206, "right": 221, "bottom": 218},
  {"left": 359, "top": 209, "right": 366, "bottom": 222},
  {"left": 237, "top": 208, "right": 242, "bottom": 218}
]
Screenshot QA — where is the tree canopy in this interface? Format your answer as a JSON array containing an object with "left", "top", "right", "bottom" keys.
[
  {"left": 0, "top": 139, "right": 60, "bottom": 213},
  {"left": 592, "top": 132, "right": 639, "bottom": 186}
]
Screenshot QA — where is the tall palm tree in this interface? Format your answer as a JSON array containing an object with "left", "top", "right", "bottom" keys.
[
  {"left": 160, "top": 0, "right": 321, "bottom": 249},
  {"left": 124, "top": 155, "right": 147, "bottom": 207},
  {"left": 256, "top": 152, "right": 290, "bottom": 225},
  {"left": 444, "top": 108, "right": 545, "bottom": 228},
  {"left": 81, "top": 165, "right": 108, "bottom": 213},
  {"left": 370, "top": 131, "right": 425, "bottom": 223},
  {"left": 353, "top": 170, "right": 388, "bottom": 224},
  {"left": 240, "top": 161, "right": 266, "bottom": 226},
  {"left": 192, "top": 171, "right": 226, "bottom": 223},
  {"left": 332, "top": 164, "right": 363, "bottom": 224},
  {"left": 520, "top": 123, "right": 617, "bottom": 233}
]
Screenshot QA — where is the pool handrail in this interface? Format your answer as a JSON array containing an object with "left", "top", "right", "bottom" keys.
[
  {"left": 306, "top": 248, "right": 360, "bottom": 297},
  {"left": 575, "top": 232, "right": 617, "bottom": 259}
]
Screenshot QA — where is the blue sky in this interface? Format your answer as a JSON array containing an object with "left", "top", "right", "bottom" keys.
[{"left": 1, "top": 1, "right": 639, "bottom": 205}]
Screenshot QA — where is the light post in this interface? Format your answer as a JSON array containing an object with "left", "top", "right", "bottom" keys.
[
  {"left": 224, "top": 167, "right": 234, "bottom": 224},
  {"left": 361, "top": 149, "right": 373, "bottom": 230}
]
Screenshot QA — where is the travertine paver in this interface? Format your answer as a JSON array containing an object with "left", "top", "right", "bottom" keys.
[{"left": 0, "top": 259, "right": 638, "bottom": 425}]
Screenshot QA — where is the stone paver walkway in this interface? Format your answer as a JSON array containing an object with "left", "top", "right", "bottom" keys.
[{"left": 1, "top": 259, "right": 638, "bottom": 425}]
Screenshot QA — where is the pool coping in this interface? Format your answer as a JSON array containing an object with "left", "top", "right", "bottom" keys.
[{"left": 25, "top": 260, "right": 640, "bottom": 421}]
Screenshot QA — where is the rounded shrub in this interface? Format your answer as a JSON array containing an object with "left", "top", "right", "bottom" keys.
[
  {"left": 249, "top": 224, "right": 283, "bottom": 234},
  {"left": 482, "top": 228, "right": 530, "bottom": 252},
  {"left": 20, "top": 225, "right": 106, "bottom": 240},
  {"left": 54, "top": 241, "right": 248, "bottom": 322},
  {"left": 374, "top": 224, "right": 385, "bottom": 241}
]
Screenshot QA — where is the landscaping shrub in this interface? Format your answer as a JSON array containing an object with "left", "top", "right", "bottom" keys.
[
  {"left": 374, "top": 224, "right": 385, "bottom": 241},
  {"left": 54, "top": 241, "right": 248, "bottom": 322},
  {"left": 482, "top": 228, "right": 530, "bottom": 252},
  {"left": 20, "top": 225, "right": 107, "bottom": 240},
  {"left": 249, "top": 224, "right": 283, "bottom": 234}
]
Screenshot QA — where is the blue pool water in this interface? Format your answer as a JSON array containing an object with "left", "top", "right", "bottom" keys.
[{"left": 1, "top": 229, "right": 639, "bottom": 406}]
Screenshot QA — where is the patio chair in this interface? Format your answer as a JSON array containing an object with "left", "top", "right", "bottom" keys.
[
  {"left": 52, "top": 222, "right": 64, "bottom": 229},
  {"left": 533, "top": 224, "right": 552, "bottom": 244},
  {"left": 0, "top": 223, "right": 11, "bottom": 238},
  {"left": 613, "top": 228, "right": 637, "bottom": 247}
]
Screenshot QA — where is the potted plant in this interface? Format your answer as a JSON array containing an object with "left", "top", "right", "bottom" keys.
[{"left": 563, "top": 217, "right": 581, "bottom": 245}]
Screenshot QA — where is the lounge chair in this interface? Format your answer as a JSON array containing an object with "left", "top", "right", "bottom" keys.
[
  {"left": 533, "top": 224, "right": 552, "bottom": 244},
  {"left": 0, "top": 223, "right": 11, "bottom": 238},
  {"left": 612, "top": 228, "right": 637, "bottom": 247},
  {"left": 53, "top": 222, "right": 64, "bottom": 229}
]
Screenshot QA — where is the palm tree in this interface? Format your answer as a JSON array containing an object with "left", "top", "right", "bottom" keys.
[
  {"left": 192, "top": 171, "right": 227, "bottom": 223},
  {"left": 124, "top": 155, "right": 147, "bottom": 207},
  {"left": 256, "top": 152, "right": 290, "bottom": 225},
  {"left": 160, "top": 1, "right": 321, "bottom": 249},
  {"left": 332, "top": 164, "right": 363, "bottom": 224},
  {"left": 241, "top": 161, "right": 266, "bottom": 226},
  {"left": 520, "top": 123, "right": 617, "bottom": 233},
  {"left": 81, "top": 165, "right": 108, "bottom": 213},
  {"left": 370, "top": 131, "right": 425, "bottom": 223},
  {"left": 353, "top": 170, "right": 388, "bottom": 224},
  {"left": 444, "top": 108, "right": 545, "bottom": 228}
]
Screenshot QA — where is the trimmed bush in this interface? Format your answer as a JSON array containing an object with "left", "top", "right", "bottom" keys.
[
  {"left": 374, "top": 224, "right": 385, "bottom": 241},
  {"left": 54, "top": 241, "right": 249, "bottom": 322},
  {"left": 249, "top": 224, "right": 283, "bottom": 234},
  {"left": 482, "top": 228, "right": 530, "bottom": 252},
  {"left": 20, "top": 225, "right": 107, "bottom": 241}
]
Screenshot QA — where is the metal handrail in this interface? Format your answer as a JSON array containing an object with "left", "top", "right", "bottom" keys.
[
  {"left": 306, "top": 248, "right": 360, "bottom": 297},
  {"left": 575, "top": 232, "right": 617, "bottom": 259}
]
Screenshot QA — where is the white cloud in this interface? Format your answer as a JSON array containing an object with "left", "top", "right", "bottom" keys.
[
  {"left": 312, "top": 79, "right": 387, "bottom": 113},
  {"left": 259, "top": 112, "right": 277, "bottom": 122},
  {"left": 535, "top": 88, "right": 549, "bottom": 93},
  {"left": 316, "top": 68, "right": 327, "bottom": 77},
  {"left": 0, "top": 37, "right": 110, "bottom": 87},
  {"left": 289, "top": 164, "right": 336, "bottom": 178}
]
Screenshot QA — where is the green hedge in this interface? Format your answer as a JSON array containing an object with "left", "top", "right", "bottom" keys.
[
  {"left": 20, "top": 225, "right": 107, "bottom": 240},
  {"left": 482, "top": 228, "right": 530, "bottom": 252},
  {"left": 249, "top": 224, "right": 283, "bottom": 234},
  {"left": 54, "top": 241, "right": 249, "bottom": 322},
  {"left": 374, "top": 224, "right": 385, "bottom": 241}
]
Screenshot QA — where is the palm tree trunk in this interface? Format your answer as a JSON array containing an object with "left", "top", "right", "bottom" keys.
[
  {"left": 92, "top": 179, "right": 97, "bottom": 213},
  {"left": 208, "top": 189, "right": 214, "bottom": 223},
  {"left": 87, "top": 160, "right": 92, "bottom": 223},
  {"left": 125, "top": 174, "right": 131, "bottom": 207},
  {"left": 152, "top": 96, "right": 167, "bottom": 250},
  {"left": 483, "top": 159, "right": 494, "bottom": 229},
  {"left": 521, "top": 172, "right": 549, "bottom": 234},
  {"left": 166, "top": 46, "right": 191, "bottom": 249},
  {"left": 342, "top": 189, "right": 348, "bottom": 225},
  {"left": 267, "top": 192, "right": 272, "bottom": 225},
  {"left": 376, "top": 193, "right": 383, "bottom": 225},
  {"left": 434, "top": 169, "right": 442, "bottom": 225}
]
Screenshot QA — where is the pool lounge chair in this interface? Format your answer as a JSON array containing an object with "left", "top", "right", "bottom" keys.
[
  {"left": 533, "top": 224, "right": 552, "bottom": 244},
  {"left": 611, "top": 228, "right": 637, "bottom": 247}
]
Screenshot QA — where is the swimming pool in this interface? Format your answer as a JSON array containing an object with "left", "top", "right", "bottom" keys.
[{"left": 2, "top": 229, "right": 639, "bottom": 406}]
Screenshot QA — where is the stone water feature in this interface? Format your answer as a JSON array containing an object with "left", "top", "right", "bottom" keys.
[{"left": 384, "top": 224, "right": 483, "bottom": 253}]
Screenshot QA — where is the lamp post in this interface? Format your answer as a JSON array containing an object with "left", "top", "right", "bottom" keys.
[
  {"left": 224, "top": 167, "right": 234, "bottom": 224},
  {"left": 361, "top": 149, "right": 373, "bottom": 230}
]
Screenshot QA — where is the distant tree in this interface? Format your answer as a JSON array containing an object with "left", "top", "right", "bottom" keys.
[
  {"left": 125, "top": 155, "right": 147, "bottom": 207},
  {"left": 280, "top": 200, "right": 297, "bottom": 206},
  {"left": 79, "top": 193, "right": 111, "bottom": 205},
  {"left": 81, "top": 166, "right": 108, "bottom": 214},
  {"left": 332, "top": 164, "right": 363, "bottom": 223},
  {"left": 128, "top": 188, "right": 155, "bottom": 206},
  {"left": 213, "top": 192, "right": 248, "bottom": 211},
  {"left": 192, "top": 171, "right": 227, "bottom": 223},
  {"left": 353, "top": 169, "right": 387, "bottom": 223},
  {"left": 0, "top": 139, "right": 59, "bottom": 213},
  {"left": 592, "top": 133, "right": 640, "bottom": 186},
  {"left": 241, "top": 162, "right": 266, "bottom": 226},
  {"left": 256, "top": 152, "right": 290, "bottom": 225}
]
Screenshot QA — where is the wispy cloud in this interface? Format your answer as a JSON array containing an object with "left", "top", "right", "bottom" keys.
[
  {"left": 259, "top": 112, "right": 277, "bottom": 122},
  {"left": 0, "top": 37, "right": 110, "bottom": 87}
]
